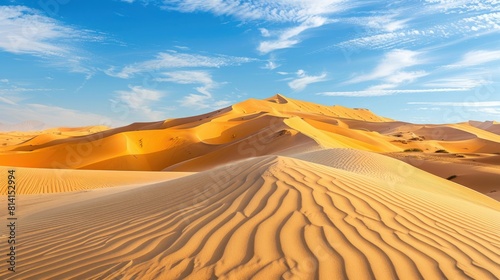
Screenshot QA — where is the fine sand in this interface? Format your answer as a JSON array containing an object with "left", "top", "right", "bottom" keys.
[
  {"left": 0, "top": 95, "right": 499, "bottom": 279},
  {"left": 0, "top": 150, "right": 498, "bottom": 279}
]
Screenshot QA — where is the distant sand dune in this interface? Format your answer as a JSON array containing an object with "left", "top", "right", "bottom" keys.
[
  {"left": 1, "top": 95, "right": 498, "bottom": 170},
  {"left": 1, "top": 149, "right": 498, "bottom": 279}
]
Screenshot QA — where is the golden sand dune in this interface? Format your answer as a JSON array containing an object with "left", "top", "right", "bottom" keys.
[
  {"left": 2, "top": 150, "right": 498, "bottom": 279},
  {"left": 1, "top": 95, "right": 498, "bottom": 172},
  {"left": 1, "top": 95, "right": 499, "bottom": 279},
  {"left": 469, "top": 121, "right": 500, "bottom": 135},
  {"left": 387, "top": 152, "right": 500, "bottom": 201},
  {"left": 0, "top": 166, "right": 191, "bottom": 194}
]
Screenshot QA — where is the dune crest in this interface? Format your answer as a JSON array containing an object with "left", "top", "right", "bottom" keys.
[
  {"left": 2, "top": 150, "right": 498, "bottom": 279},
  {"left": 2, "top": 95, "right": 498, "bottom": 172},
  {"left": 1, "top": 95, "right": 499, "bottom": 279}
]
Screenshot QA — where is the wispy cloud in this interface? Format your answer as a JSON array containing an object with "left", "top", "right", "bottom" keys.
[
  {"left": 348, "top": 13, "right": 411, "bottom": 33},
  {"left": 347, "top": 49, "right": 428, "bottom": 91},
  {"left": 0, "top": 6, "right": 104, "bottom": 54},
  {"left": 179, "top": 94, "right": 231, "bottom": 110},
  {"left": 423, "top": 76, "right": 491, "bottom": 88},
  {"left": 337, "top": 11, "right": 500, "bottom": 50},
  {"left": 154, "top": 70, "right": 231, "bottom": 110},
  {"left": 0, "top": 6, "right": 72, "bottom": 55},
  {"left": 408, "top": 100, "right": 500, "bottom": 117},
  {"left": 0, "top": 5, "right": 102, "bottom": 76},
  {"left": 348, "top": 49, "right": 424, "bottom": 84},
  {"left": 446, "top": 50, "right": 500, "bottom": 68},
  {"left": 161, "top": 0, "right": 349, "bottom": 22},
  {"left": 161, "top": 1, "right": 352, "bottom": 54},
  {"left": 258, "top": 16, "right": 328, "bottom": 54},
  {"left": 318, "top": 88, "right": 469, "bottom": 97},
  {"left": 0, "top": 82, "right": 61, "bottom": 105},
  {"left": 423, "top": 0, "right": 500, "bottom": 13},
  {"left": 288, "top": 69, "right": 327, "bottom": 91},
  {"left": 157, "top": 70, "right": 217, "bottom": 99},
  {"left": 113, "top": 86, "right": 165, "bottom": 120},
  {"left": 105, "top": 51, "right": 255, "bottom": 78},
  {"left": 263, "top": 60, "right": 279, "bottom": 70},
  {"left": 408, "top": 101, "right": 500, "bottom": 107}
]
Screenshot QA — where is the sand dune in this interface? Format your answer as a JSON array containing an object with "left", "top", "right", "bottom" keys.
[
  {"left": 1, "top": 95, "right": 499, "bottom": 279},
  {"left": 386, "top": 152, "right": 500, "bottom": 201},
  {"left": 1, "top": 149, "right": 498, "bottom": 279},
  {"left": 2, "top": 95, "right": 498, "bottom": 171},
  {"left": 0, "top": 166, "right": 191, "bottom": 194}
]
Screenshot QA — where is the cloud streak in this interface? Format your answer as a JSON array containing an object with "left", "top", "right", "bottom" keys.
[
  {"left": 258, "top": 16, "right": 328, "bottom": 54},
  {"left": 161, "top": 0, "right": 349, "bottom": 22},
  {"left": 105, "top": 51, "right": 255, "bottom": 78},
  {"left": 446, "top": 50, "right": 500, "bottom": 68},
  {"left": 0, "top": 6, "right": 103, "bottom": 55},
  {"left": 318, "top": 88, "right": 469, "bottom": 97},
  {"left": 288, "top": 69, "right": 327, "bottom": 91},
  {"left": 113, "top": 86, "right": 165, "bottom": 120},
  {"left": 408, "top": 101, "right": 500, "bottom": 107},
  {"left": 348, "top": 49, "right": 424, "bottom": 84},
  {"left": 337, "top": 11, "right": 500, "bottom": 50}
]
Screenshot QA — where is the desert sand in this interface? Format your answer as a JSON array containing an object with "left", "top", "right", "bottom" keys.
[{"left": 0, "top": 95, "right": 499, "bottom": 279}]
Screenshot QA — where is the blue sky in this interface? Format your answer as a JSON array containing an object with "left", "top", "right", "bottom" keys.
[{"left": 0, "top": 0, "right": 499, "bottom": 130}]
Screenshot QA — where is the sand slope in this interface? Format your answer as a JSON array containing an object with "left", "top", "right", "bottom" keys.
[
  {"left": 0, "top": 95, "right": 499, "bottom": 279},
  {"left": 0, "top": 166, "right": 191, "bottom": 194},
  {"left": 386, "top": 152, "right": 500, "bottom": 201},
  {"left": 1, "top": 149, "right": 499, "bottom": 279}
]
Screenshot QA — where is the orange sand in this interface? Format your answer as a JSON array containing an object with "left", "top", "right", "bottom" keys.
[{"left": 0, "top": 95, "right": 498, "bottom": 279}]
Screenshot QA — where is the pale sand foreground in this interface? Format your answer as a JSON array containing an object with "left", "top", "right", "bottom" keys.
[
  {"left": 1, "top": 149, "right": 498, "bottom": 279},
  {"left": 0, "top": 166, "right": 192, "bottom": 194}
]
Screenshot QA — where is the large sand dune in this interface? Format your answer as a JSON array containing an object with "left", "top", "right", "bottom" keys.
[
  {"left": 1, "top": 150, "right": 498, "bottom": 279},
  {"left": 0, "top": 95, "right": 499, "bottom": 279}
]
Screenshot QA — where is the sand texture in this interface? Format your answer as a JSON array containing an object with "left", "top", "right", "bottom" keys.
[{"left": 0, "top": 95, "right": 499, "bottom": 279}]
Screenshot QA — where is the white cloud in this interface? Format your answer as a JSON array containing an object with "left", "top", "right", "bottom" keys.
[
  {"left": 259, "top": 28, "right": 271, "bottom": 37},
  {"left": 0, "top": 79, "right": 8, "bottom": 83},
  {"left": 318, "top": 88, "right": 470, "bottom": 97},
  {"left": 349, "top": 50, "right": 423, "bottom": 83},
  {"left": 179, "top": 93, "right": 231, "bottom": 110},
  {"left": 162, "top": 1, "right": 349, "bottom": 54},
  {"left": 154, "top": 70, "right": 230, "bottom": 110},
  {"left": 105, "top": 51, "right": 255, "bottom": 78},
  {"left": 423, "top": 0, "right": 500, "bottom": 13},
  {"left": 468, "top": 108, "right": 500, "bottom": 115},
  {"left": 161, "top": 0, "right": 349, "bottom": 23},
  {"left": 288, "top": 69, "right": 327, "bottom": 91},
  {"left": 263, "top": 60, "right": 279, "bottom": 70},
  {"left": 157, "top": 70, "right": 214, "bottom": 86},
  {"left": 351, "top": 14, "right": 410, "bottom": 33},
  {"left": 408, "top": 101, "right": 500, "bottom": 107},
  {"left": 0, "top": 85, "right": 60, "bottom": 105},
  {"left": 348, "top": 49, "right": 426, "bottom": 88},
  {"left": 258, "top": 16, "right": 328, "bottom": 54},
  {"left": 337, "top": 12, "right": 500, "bottom": 50},
  {"left": 0, "top": 5, "right": 102, "bottom": 76},
  {"left": 0, "top": 6, "right": 100, "bottom": 56},
  {"left": 385, "top": 71, "right": 429, "bottom": 84},
  {"left": 423, "top": 77, "right": 490, "bottom": 89},
  {"left": 158, "top": 70, "right": 217, "bottom": 96},
  {"left": 113, "top": 86, "right": 165, "bottom": 121},
  {"left": 446, "top": 50, "right": 500, "bottom": 68}
]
